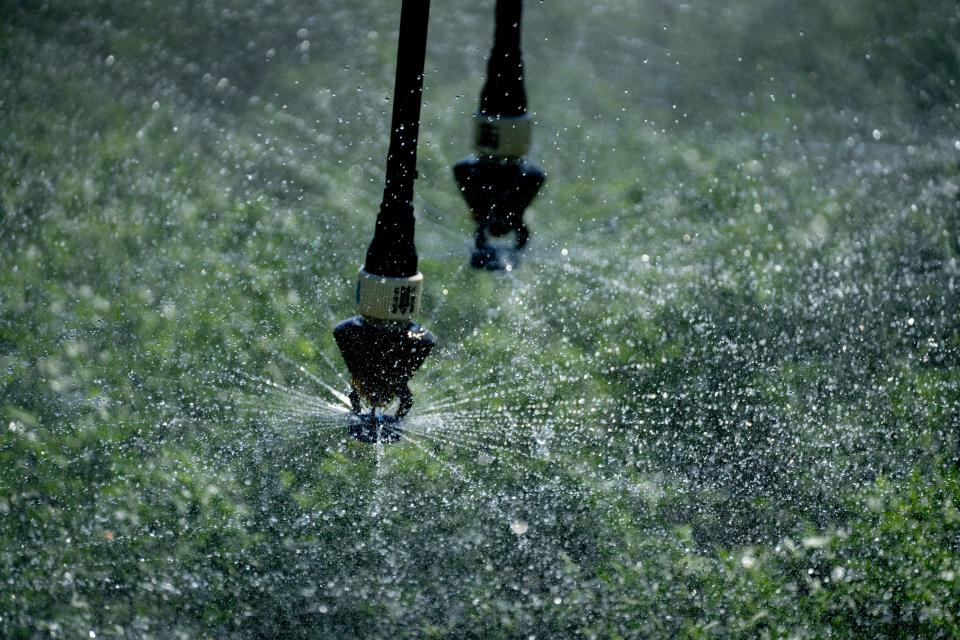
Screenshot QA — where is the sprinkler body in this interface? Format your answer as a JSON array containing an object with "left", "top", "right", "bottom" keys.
[
  {"left": 454, "top": 0, "right": 545, "bottom": 270},
  {"left": 333, "top": 0, "right": 434, "bottom": 440}
]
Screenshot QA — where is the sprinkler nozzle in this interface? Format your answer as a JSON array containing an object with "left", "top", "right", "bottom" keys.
[
  {"left": 334, "top": 270, "right": 435, "bottom": 438},
  {"left": 347, "top": 411, "right": 405, "bottom": 444}
]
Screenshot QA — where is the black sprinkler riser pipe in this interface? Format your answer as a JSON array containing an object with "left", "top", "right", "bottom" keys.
[
  {"left": 480, "top": 0, "right": 526, "bottom": 118},
  {"left": 365, "top": 0, "right": 431, "bottom": 279}
]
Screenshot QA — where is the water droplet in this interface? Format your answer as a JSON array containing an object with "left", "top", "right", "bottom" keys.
[{"left": 510, "top": 521, "right": 528, "bottom": 535}]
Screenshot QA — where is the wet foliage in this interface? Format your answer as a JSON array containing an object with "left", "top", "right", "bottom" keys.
[{"left": 2, "top": 0, "right": 959, "bottom": 637}]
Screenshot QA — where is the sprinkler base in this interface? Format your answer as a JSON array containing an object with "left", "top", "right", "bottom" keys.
[
  {"left": 348, "top": 411, "right": 404, "bottom": 444},
  {"left": 470, "top": 241, "right": 523, "bottom": 271}
]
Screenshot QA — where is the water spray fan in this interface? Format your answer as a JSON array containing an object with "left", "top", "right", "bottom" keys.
[
  {"left": 454, "top": 0, "right": 545, "bottom": 271},
  {"left": 334, "top": 0, "right": 435, "bottom": 443}
]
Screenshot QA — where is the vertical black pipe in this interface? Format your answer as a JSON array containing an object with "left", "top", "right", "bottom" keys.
[
  {"left": 364, "top": 0, "right": 431, "bottom": 279},
  {"left": 479, "top": 0, "right": 527, "bottom": 117}
]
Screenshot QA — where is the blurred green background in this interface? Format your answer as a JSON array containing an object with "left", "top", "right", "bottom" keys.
[{"left": 2, "top": 0, "right": 959, "bottom": 637}]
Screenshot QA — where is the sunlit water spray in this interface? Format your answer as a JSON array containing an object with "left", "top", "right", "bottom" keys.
[
  {"left": 218, "top": 290, "right": 646, "bottom": 540},
  {"left": 186, "top": 127, "right": 960, "bottom": 629}
]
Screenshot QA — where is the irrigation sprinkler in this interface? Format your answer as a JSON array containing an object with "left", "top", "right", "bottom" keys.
[
  {"left": 334, "top": 0, "right": 435, "bottom": 443},
  {"left": 454, "top": 0, "right": 545, "bottom": 271}
]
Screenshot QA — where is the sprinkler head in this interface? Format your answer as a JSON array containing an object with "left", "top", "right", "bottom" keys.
[
  {"left": 454, "top": 0, "right": 544, "bottom": 270},
  {"left": 454, "top": 152, "right": 545, "bottom": 271},
  {"left": 333, "top": 269, "right": 435, "bottom": 439},
  {"left": 334, "top": 315, "right": 434, "bottom": 412}
]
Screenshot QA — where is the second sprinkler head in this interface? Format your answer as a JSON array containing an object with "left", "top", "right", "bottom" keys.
[
  {"left": 454, "top": 0, "right": 545, "bottom": 270},
  {"left": 454, "top": 148, "right": 545, "bottom": 270}
]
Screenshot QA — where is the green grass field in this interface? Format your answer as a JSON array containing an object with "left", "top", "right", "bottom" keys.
[{"left": 2, "top": 0, "right": 960, "bottom": 637}]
